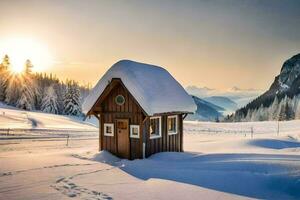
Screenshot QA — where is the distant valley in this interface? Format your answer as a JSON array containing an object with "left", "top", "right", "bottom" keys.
[{"left": 186, "top": 86, "right": 262, "bottom": 121}]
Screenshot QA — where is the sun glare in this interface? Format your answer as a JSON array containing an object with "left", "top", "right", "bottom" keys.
[{"left": 0, "top": 37, "right": 53, "bottom": 73}]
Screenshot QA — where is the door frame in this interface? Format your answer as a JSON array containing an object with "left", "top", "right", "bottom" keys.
[{"left": 115, "top": 118, "right": 130, "bottom": 159}]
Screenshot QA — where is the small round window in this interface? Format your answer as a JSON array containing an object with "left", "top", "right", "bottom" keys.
[{"left": 115, "top": 95, "right": 125, "bottom": 106}]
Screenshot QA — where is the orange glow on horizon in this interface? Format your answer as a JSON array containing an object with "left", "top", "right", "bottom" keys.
[{"left": 0, "top": 37, "right": 54, "bottom": 74}]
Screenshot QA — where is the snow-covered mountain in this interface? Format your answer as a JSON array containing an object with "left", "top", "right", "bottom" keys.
[
  {"left": 186, "top": 95, "right": 224, "bottom": 121},
  {"left": 185, "top": 86, "right": 262, "bottom": 114},
  {"left": 269, "top": 53, "right": 300, "bottom": 94},
  {"left": 234, "top": 53, "right": 300, "bottom": 121}
]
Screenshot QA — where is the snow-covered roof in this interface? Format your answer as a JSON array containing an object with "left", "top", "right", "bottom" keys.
[{"left": 82, "top": 60, "right": 196, "bottom": 116}]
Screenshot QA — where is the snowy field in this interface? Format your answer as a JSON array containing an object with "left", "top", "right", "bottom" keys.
[
  {"left": 0, "top": 104, "right": 98, "bottom": 139},
  {"left": 1, "top": 109, "right": 300, "bottom": 199}
]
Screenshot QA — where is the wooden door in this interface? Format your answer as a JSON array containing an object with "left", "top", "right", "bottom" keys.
[{"left": 116, "top": 119, "right": 129, "bottom": 159}]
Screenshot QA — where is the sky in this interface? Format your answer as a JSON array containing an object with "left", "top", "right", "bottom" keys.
[{"left": 0, "top": 0, "right": 299, "bottom": 90}]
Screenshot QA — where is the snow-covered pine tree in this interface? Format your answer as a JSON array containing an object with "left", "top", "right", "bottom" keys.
[
  {"left": 5, "top": 74, "right": 21, "bottom": 106},
  {"left": 286, "top": 97, "right": 295, "bottom": 120},
  {"left": 63, "top": 80, "right": 81, "bottom": 116},
  {"left": 257, "top": 104, "right": 268, "bottom": 121},
  {"left": 294, "top": 98, "right": 299, "bottom": 120},
  {"left": 34, "top": 82, "right": 42, "bottom": 110},
  {"left": 0, "top": 55, "right": 10, "bottom": 102},
  {"left": 54, "top": 83, "right": 66, "bottom": 114},
  {"left": 16, "top": 78, "right": 36, "bottom": 110},
  {"left": 250, "top": 108, "right": 258, "bottom": 121},
  {"left": 16, "top": 60, "right": 36, "bottom": 110},
  {"left": 268, "top": 95, "right": 279, "bottom": 120},
  {"left": 41, "top": 85, "right": 59, "bottom": 114},
  {"left": 16, "top": 90, "right": 34, "bottom": 110},
  {"left": 243, "top": 109, "right": 252, "bottom": 122},
  {"left": 278, "top": 96, "right": 288, "bottom": 121},
  {"left": 295, "top": 95, "right": 300, "bottom": 119}
]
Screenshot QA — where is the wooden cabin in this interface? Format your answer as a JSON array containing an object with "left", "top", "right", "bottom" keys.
[{"left": 83, "top": 60, "right": 196, "bottom": 159}]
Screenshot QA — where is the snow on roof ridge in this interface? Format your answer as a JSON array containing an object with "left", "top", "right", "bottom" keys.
[{"left": 82, "top": 60, "right": 196, "bottom": 115}]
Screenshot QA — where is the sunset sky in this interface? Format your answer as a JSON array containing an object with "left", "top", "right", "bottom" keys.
[{"left": 0, "top": 0, "right": 299, "bottom": 90}]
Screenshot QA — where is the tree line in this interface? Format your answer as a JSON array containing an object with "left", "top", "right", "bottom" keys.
[
  {"left": 227, "top": 95, "right": 300, "bottom": 122},
  {"left": 0, "top": 55, "right": 90, "bottom": 116}
]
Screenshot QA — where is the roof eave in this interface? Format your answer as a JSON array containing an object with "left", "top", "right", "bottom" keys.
[{"left": 151, "top": 111, "right": 194, "bottom": 116}]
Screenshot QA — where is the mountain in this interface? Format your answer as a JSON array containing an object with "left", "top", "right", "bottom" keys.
[
  {"left": 269, "top": 53, "right": 300, "bottom": 95},
  {"left": 185, "top": 86, "right": 215, "bottom": 97},
  {"left": 235, "top": 53, "right": 300, "bottom": 119},
  {"left": 185, "top": 86, "right": 262, "bottom": 109},
  {"left": 186, "top": 95, "right": 224, "bottom": 121},
  {"left": 203, "top": 96, "right": 238, "bottom": 112}
]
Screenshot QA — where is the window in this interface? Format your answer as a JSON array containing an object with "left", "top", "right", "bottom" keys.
[
  {"left": 150, "top": 116, "right": 161, "bottom": 139},
  {"left": 168, "top": 115, "right": 178, "bottom": 135},
  {"left": 104, "top": 123, "right": 114, "bottom": 136},
  {"left": 115, "top": 94, "right": 125, "bottom": 106},
  {"left": 130, "top": 125, "right": 140, "bottom": 138}
]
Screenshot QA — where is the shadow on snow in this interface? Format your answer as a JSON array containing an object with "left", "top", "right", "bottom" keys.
[
  {"left": 116, "top": 152, "right": 300, "bottom": 200},
  {"left": 248, "top": 139, "right": 300, "bottom": 149}
]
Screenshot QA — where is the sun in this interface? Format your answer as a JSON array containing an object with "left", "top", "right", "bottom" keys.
[{"left": 0, "top": 37, "right": 53, "bottom": 73}]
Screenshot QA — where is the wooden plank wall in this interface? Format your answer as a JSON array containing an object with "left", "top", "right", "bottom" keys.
[{"left": 145, "top": 114, "right": 183, "bottom": 158}]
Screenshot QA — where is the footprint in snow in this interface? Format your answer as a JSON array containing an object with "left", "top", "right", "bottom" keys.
[{"left": 52, "top": 176, "right": 113, "bottom": 200}]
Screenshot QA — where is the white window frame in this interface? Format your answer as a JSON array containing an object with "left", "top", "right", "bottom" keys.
[
  {"left": 130, "top": 125, "right": 140, "bottom": 139},
  {"left": 168, "top": 115, "right": 178, "bottom": 135},
  {"left": 104, "top": 123, "right": 114, "bottom": 137},
  {"left": 149, "top": 116, "right": 162, "bottom": 139}
]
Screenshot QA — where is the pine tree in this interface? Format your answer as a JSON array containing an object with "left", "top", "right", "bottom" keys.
[
  {"left": 1, "top": 55, "right": 10, "bottom": 70},
  {"left": 41, "top": 86, "right": 59, "bottom": 114},
  {"left": 34, "top": 82, "right": 42, "bottom": 110},
  {"left": 54, "top": 83, "right": 66, "bottom": 114},
  {"left": 257, "top": 104, "right": 268, "bottom": 121},
  {"left": 16, "top": 61, "right": 36, "bottom": 110},
  {"left": 5, "top": 74, "right": 21, "bottom": 105},
  {"left": 244, "top": 109, "right": 252, "bottom": 122},
  {"left": 295, "top": 96, "right": 300, "bottom": 119},
  {"left": 16, "top": 77, "right": 35, "bottom": 110},
  {"left": 0, "top": 55, "right": 10, "bottom": 101},
  {"left": 16, "top": 90, "right": 34, "bottom": 110},
  {"left": 25, "top": 59, "right": 33, "bottom": 74},
  {"left": 63, "top": 80, "right": 81, "bottom": 116},
  {"left": 268, "top": 95, "right": 279, "bottom": 120},
  {"left": 251, "top": 109, "right": 258, "bottom": 121},
  {"left": 286, "top": 97, "right": 295, "bottom": 120},
  {"left": 278, "top": 96, "right": 288, "bottom": 121}
]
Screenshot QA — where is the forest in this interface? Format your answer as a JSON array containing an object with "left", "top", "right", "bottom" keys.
[
  {"left": 0, "top": 55, "right": 90, "bottom": 116},
  {"left": 229, "top": 95, "right": 300, "bottom": 122}
]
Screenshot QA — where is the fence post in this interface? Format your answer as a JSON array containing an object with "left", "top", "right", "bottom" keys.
[
  {"left": 251, "top": 127, "right": 253, "bottom": 139},
  {"left": 7, "top": 128, "right": 10, "bottom": 136},
  {"left": 66, "top": 134, "right": 69, "bottom": 146}
]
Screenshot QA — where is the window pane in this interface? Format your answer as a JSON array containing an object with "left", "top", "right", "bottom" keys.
[
  {"left": 132, "top": 127, "right": 138, "bottom": 135},
  {"left": 150, "top": 119, "right": 156, "bottom": 135},
  {"left": 168, "top": 117, "right": 177, "bottom": 133},
  {"left": 150, "top": 118, "right": 160, "bottom": 136},
  {"left": 106, "top": 126, "right": 112, "bottom": 133}
]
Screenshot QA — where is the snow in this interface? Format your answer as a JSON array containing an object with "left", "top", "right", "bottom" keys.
[
  {"left": 184, "top": 120, "right": 300, "bottom": 135},
  {"left": 1, "top": 108, "right": 300, "bottom": 199},
  {"left": 0, "top": 103, "right": 97, "bottom": 138},
  {"left": 82, "top": 60, "right": 196, "bottom": 115}
]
